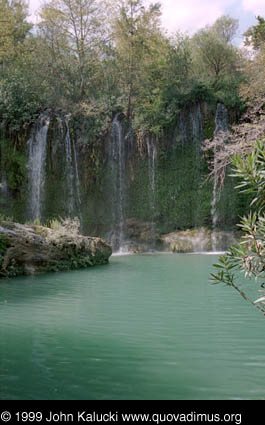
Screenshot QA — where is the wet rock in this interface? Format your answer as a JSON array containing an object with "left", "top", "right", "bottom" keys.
[
  {"left": 0, "top": 221, "right": 112, "bottom": 278},
  {"left": 124, "top": 218, "right": 161, "bottom": 248},
  {"left": 161, "top": 228, "right": 238, "bottom": 253}
]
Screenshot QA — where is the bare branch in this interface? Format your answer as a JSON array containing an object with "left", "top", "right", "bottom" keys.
[{"left": 202, "top": 100, "right": 265, "bottom": 186}]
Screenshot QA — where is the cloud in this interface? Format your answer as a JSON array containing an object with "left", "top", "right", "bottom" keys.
[
  {"left": 29, "top": 0, "right": 41, "bottom": 14},
  {"left": 242, "top": 0, "right": 265, "bottom": 16},
  {"left": 28, "top": 0, "right": 42, "bottom": 23},
  {"left": 159, "top": 0, "right": 232, "bottom": 34},
  {"left": 28, "top": 0, "right": 259, "bottom": 37}
]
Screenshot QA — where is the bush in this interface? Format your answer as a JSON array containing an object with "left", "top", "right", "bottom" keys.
[
  {"left": 0, "top": 139, "right": 27, "bottom": 191},
  {"left": 211, "top": 140, "right": 265, "bottom": 314}
]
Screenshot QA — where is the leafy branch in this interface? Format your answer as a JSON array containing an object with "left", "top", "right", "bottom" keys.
[{"left": 211, "top": 140, "right": 265, "bottom": 314}]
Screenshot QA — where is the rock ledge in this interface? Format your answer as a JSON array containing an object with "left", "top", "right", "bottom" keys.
[{"left": 0, "top": 220, "right": 112, "bottom": 277}]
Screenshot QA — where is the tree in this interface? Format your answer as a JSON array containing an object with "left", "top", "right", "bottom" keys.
[
  {"left": 38, "top": 0, "right": 103, "bottom": 102},
  {"left": 134, "top": 32, "right": 194, "bottom": 133},
  {"left": 244, "top": 16, "right": 265, "bottom": 51},
  {"left": 109, "top": 0, "right": 162, "bottom": 119},
  {"left": 191, "top": 16, "right": 240, "bottom": 89},
  {"left": 202, "top": 20, "right": 265, "bottom": 186},
  {"left": 0, "top": 0, "right": 42, "bottom": 130},
  {"left": 240, "top": 18, "right": 265, "bottom": 110},
  {"left": 0, "top": 0, "right": 32, "bottom": 65},
  {"left": 211, "top": 140, "right": 265, "bottom": 315}
]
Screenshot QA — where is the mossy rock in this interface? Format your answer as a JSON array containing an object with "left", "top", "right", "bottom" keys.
[
  {"left": 170, "top": 239, "right": 193, "bottom": 253},
  {"left": 0, "top": 221, "right": 112, "bottom": 278}
]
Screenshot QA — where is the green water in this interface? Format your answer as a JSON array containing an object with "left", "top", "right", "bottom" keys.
[{"left": 0, "top": 254, "right": 265, "bottom": 400}]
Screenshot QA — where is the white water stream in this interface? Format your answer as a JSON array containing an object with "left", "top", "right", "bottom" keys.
[{"left": 28, "top": 115, "right": 50, "bottom": 220}]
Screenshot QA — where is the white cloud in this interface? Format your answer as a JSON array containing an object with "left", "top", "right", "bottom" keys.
[
  {"left": 29, "top": 0, "right": 41, "bottom": 14},
  {"left": 28, "top": 0, "right": 260, "bottom": 36},
  {"left": 159, "top": 0, "right": 232, "bottom": 34},
  {"left": 28, "top": 0, "right": 40, "bottom": 23},
  {"left": 242, "top": 0, "right": 265, "bottom": 16}
]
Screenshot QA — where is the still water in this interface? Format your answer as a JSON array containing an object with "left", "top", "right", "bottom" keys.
[{"left": 0, "top": 254, "right": 265, "bottom": 400}]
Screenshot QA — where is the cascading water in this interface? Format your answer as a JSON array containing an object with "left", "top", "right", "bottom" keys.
[
  {"left": 191, "top": 104, "right": 204, "bottom": 142},
  {"left": 65, "top": 120, "right": 75, "bottom": 216},
  {"left": 0, "top": 176, "right": 9, "bottom": 213},
  {"left": 0, "top": 176, "right": 8, "bottom": 197},
  {"left": 178, "top": 113, "right": 187, "bottom": 151},
  {"left": 109, "top": 114, "right": 126, "bottom": 252},
  {"left": 73, "top": 140, "right": 81, "bottom": 209},
  {"left": 28, "top": 113, "right": 82, "bottom": 224},
  {"left": 211, "top": 103, "right": 229, "bottom": 250},
  {"left": 28, "top": 115, "right": 50, "bottom": 220},
  {"left": 57, "top": 116, "right": 82, "bottom": 222},
  {"left": 146, "top": 136, "right": 157, "bottom": 244},
  {"left": 191, "top": 104, "right": 204, "bottom": 227},
  {"left": 64, "top": 118, "right": 81, "bottom": 219}
]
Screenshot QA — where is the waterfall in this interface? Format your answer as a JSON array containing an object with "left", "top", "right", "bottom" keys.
[
  {"left": 65, "top": 120, "right": 75, "bottom": 216},
  {"left": 178, "top": 113, "right": 187, "bottom": 151},
  {"left": 211, "top": 103, "right": 229, "bottom": 250},
  {"left": 190, "top": 104, "right": 204, "bottom": 142},
  {"left": 0, "top": 176, "right": 9, "bottom": 213},
  {"left": 0, "top": 176, "right": 8, "bottom": 197},
  {"left": 71, "top": 126, "right": 82, "bottom": 227},
  {"left": 73, "top": 140, "right": 81, "bottom": 208},
  {"left": 146, "top": 136, "right": 157, "bottom": 244},
  {"left": 28, "top": 115, "right": 50, "bottom": 220},
  {"left": 65, "top": 119, "right": 81, "bottom": 218},
  {"left": 28, "top": 114, "right": 81, "bottom": 224},
  {"left": 191, "top": 104, "right": 204, "bottom": 227},
  {"left": 109, "top": 114, "right": 126, "bottom": 252},
  {"left": 59, "top": 116, "right": 82, "bottom": 221}
]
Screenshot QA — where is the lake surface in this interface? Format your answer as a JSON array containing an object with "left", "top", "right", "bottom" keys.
[{"left": 0, "top": 254, "right": 265, "bottom": 400}]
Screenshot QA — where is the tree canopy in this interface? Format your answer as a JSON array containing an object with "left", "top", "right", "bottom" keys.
[
  {"left": 0, "top": 1, "right": 254, "bottom": 136},
  {"left": 0, "top": 0, "right": 32, "bottom": 63},
  {"left": 244, "top": 16, "right": 265, "bottom": 50}
]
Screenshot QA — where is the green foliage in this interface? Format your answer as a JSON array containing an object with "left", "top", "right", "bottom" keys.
[
  {"left": 47, "top": 217, "right": 80, "bottom": 236},
  {"left": 38, "top": 0, "right": 102, "bottom": 103},
  {"left": 204, "top": 118, "right": 215, "bottom": 140},
  {"left": 244, "top": 15, "right": 265, "bottom": 50},
  {"left": 0, "top": 234, "right": 9, "bottom": 272},
  {"left": 0, "top": 234, "right": 9, "bottom": 255},
  {"left": 0, "top": 139, "right": 27, "bottom": 190},
  {"left": 211, "top": 140, "right": 265, "bottom": 314},
  {"left": 0, "top": 213, "right": 13, "bottom": 223},
  {"left": 214, "top": 76, "right": 246, "bottom": 110},
  {"left": 48, "top": 218, "right": 63, "bottom": 231},
  {"left": 0, "top": 71, "right": 42, "bottom": 130},
  {"left": 0, "top": 0, "right": 32, "bottom": 63},
  {"left": 109, "top": 0, "right": 163, "bottom": 120},
  {"left": 191, "top": 15, "right": 244, "bottom": 110},
  {"left": 0, "top": 1, "right": 46, "bottom": 130},
  {"left": 0, "top": 1, "right": 246, "bottom": 138},
  {"left": 232, "top": 140, "right": 265, "bottom": 211},
  {"left": 127, "top": 140, "right": 213, "bottom": 232}
]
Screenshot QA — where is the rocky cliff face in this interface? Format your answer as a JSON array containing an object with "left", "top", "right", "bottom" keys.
[
  {"left": 0, "top": 102, "right": 249, "bottom": 253},
  {"left": 0, "top": 220, "right": 112, "bottom": 277}
]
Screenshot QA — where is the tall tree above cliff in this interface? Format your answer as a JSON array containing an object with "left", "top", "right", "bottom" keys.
[
  {"left": 244, "top": 15, "right": 265, "bottom": 51},
  {"left": 202, "top": 17, "right": 265, "bottom": 186},
  {"left": 0, "top": 0, "right": 32, "bottom": 65},
  {"left": 0, "top": 1, "right": 43, "bottom": 130},
  {"left": 191, "top": 16, "right": 240, "bottom": 90},
  {"left": 241, "top": 16, "right": 265, "bottom": 107},
  {"left": 38, "top": 0, "right": 103, "bottom": 102},
  {"left": 108, "top": 0, "right": 162, "bottom": 119}
]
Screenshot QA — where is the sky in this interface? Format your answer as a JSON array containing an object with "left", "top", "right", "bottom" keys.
[{"left": 28, "top": 0, "right": 265, "bottom": 45}]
